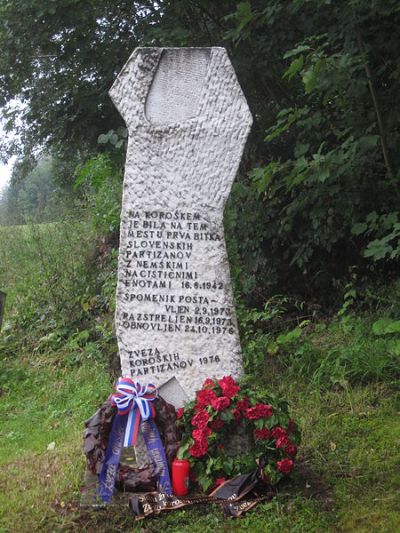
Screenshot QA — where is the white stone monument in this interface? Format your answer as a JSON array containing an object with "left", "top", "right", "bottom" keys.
[{"left": 110, "top": 47, "right": 252, "bottom": 407}]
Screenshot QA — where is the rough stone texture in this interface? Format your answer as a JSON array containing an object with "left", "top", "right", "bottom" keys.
[{"left": 110, "top": 47, "right": 252, "bottom": 405}]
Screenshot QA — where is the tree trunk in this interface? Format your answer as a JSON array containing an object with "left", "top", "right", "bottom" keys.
[{"left": 0, "top": 291, "right": 6, "bottom": 329}]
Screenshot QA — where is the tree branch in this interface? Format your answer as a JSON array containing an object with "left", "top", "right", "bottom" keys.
[{"left": 356, "top": 30, "right": 399, "bottom": 198}]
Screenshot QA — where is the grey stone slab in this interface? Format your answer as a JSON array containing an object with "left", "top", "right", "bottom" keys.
[{"left": 110, "top": 47, "right": 252, "bottom": 405}]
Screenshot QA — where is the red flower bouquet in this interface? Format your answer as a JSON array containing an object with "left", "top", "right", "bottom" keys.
[{"left": 177, "top": 376, "right": 301, "bottom": 491}]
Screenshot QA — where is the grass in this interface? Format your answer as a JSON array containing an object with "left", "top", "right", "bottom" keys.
[
  {"left": 276, "top": 316, "right": 400, "bottom": 388},
  {"left": 0, "top": 354, "right": 112, "bottom": 531},
  {"left": 0, "top": 219, "right": 98, "bottom": 320}
]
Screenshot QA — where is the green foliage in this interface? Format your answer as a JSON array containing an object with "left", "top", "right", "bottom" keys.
[
  {"left": 2, "top": 0, "right": 400, "bottom": 304},
  {"left": 0, "top": 155, "right": 75, "bottom": 224},
  {"left": 97, "top": 127, "right": 128, "bottom": 151},
  {"left": 0, "top": 219, "right": 117, "bottom": 362},
  {"left": 221, "top": 0, "right": 400, "bottom": 303},
  {"left": 337, "top": 268, "right": 359, "bottom": 318},
  {"left": 237, "top": 294, "right": 308, "bottom": 373},
  {"left": 236, "top": 278, "right": 400, "bottom": 390},
  {"left": 275, "top": 316, "right": 399, "bottom": 388},
  {"left": 370, "top": 317, "right": 400, "bottom": 357},
  {"left": 74, "top": 153, "right": 122, "bottom": 235},
  {"left": 352, "top": 211, "right": 400, "bottom": 261},
  {"left": 0, "top": 0, "right": 155, "bottom": 157},
  {"left": 372, "top": 317, "right": 400, "bottom": 336}
]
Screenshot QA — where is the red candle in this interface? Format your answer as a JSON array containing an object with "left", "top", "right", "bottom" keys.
[{"left": 172, "top": 458, "right": 190, "bottom": 496}]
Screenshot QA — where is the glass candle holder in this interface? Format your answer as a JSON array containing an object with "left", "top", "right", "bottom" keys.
[{"left": 172, "top": 458, "right": 190, "bottom": 496}]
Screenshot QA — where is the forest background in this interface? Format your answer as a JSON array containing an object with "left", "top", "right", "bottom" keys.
[{"left": 0, "top": 1, "right": 399, "bottom": 531}]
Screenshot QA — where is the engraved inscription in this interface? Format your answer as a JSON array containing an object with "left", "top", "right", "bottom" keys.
[
  {"left": 119, "top": 210, "right": 235, "bottom": 336},
  {"left": 116, "top": 208, "right": 236, "bottom": 379}
]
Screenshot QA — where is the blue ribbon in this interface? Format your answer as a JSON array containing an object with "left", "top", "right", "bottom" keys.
[
  {"left": 97, "top": 410, "right": 128, "bottom": 503},
  {"left": 97, "top": 377, "right": 172, "bottom": 502},
  {"left": 141, "top": 419, "right": 173, "bottom": 495}
]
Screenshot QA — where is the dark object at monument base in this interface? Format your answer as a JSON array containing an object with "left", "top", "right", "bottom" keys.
[
  {"left": 129, "top": 463, "right": 275, "bottom": 520},
  {"left": 82, "top": 394, "right": 275, "bottom": 518},
  {"left": 82, "top": 394, "right": 178, "bottom": 497}
]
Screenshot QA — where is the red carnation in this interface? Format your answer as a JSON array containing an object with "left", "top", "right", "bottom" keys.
[
  {"left": 244, "top": 406, "right": 259, "bottom": 420},
  {"left": 287, "top": 419, "right": 295, "bottom": 433},
  {"left": 276, "top": 436, "right": 290, "bottom": 449},
  {"left": 195, "top": 389, "right": 217, "bottom": 409},
  {"left": 209, "top": 418, "right": 224, "bottom": 430},
  {"left": 260, "top": 404, "right": 273, "bottom": 417},
  {"left": 237, "top": 396, "right": 250, "bottom": 413},
  {"left": 218, "top": 376, "right": 240, "bottom": 398},
  {"left": 254, "top": 428, "right": 271, "bottom": 440},
  {"left": 192, "top": 410, "right": 209, "bottom": 429},
  {"left": 285, "top": 443, "right": 298, "bottom": 457},
  {"left": 189, "top": 440, "right": 208, "bottom": 458},
  {"left": 272, "top": 426, "right": 287, "bottom": 440},
  {"left": 277, "top": 458, "right": 294, "bottom": 475},
  {"left": 192, "top": 427, "right": 212, "bottom": 441},
  {"left": 245, "top": 403, "right": 273, "bottom": 420},
  {"left": 202, "top": 378, "right": 216, "bottom": 389},
  {"left": 232, "top": 408, "right": 242, "bottom": 422},
  {"left": 211, "top": 396, "right": 230, "bottom": 412},
  {"left": 176, "top": 407, "right": 184, "bottom": 419}
]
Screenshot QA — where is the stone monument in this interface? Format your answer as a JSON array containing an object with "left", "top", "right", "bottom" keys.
[{"left": 110, "top": 47, "right": 252, "bottom": 407}]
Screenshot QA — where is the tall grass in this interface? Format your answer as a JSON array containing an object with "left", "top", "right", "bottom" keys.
[
  {"left": 284, "top": 317, "right": 400, "bottom": 387},
  {"left": 1, "top": 218, "right": 95, "bottom": 304},
  {"left": 0, "top": 216, "right": 117, "bottom": 362},
  {"left": 240, "top": 304, "right": 400, "bottom": 389}
]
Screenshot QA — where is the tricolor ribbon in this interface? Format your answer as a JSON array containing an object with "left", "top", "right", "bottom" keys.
[
  {"left": 112, "top": 378, "right": 157, "bottom": 447},
  {"left": 97, "top": 377, "right": 172, "bottom": 503}
]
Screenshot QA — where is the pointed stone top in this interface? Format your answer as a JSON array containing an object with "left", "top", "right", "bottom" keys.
[{"left": 110, "top": 47, "right": 252, "bottom": 133}]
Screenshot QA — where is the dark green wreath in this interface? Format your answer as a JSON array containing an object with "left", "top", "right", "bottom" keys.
[{"left": 83, "top": 395, "right": 179, "bottom": 493}]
